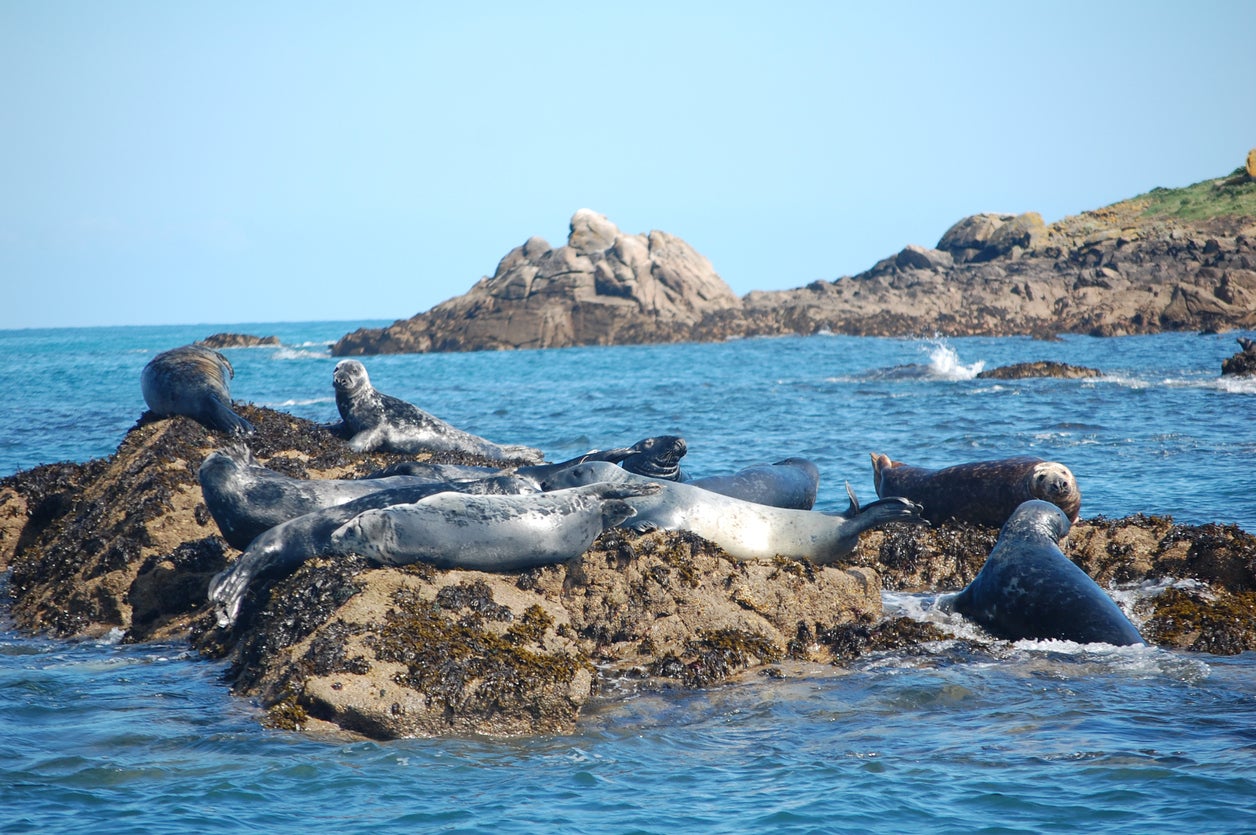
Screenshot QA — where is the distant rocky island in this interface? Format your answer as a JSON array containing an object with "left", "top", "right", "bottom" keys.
[{"left": 332, "top": 161, "right": 1256, "bottom": 356}]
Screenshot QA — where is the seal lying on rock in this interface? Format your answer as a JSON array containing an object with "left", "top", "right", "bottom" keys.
[
  {"left": 327, "top": 359, "right": 543, "bottom": 463},
  {"left": 617, "top": 435, "right": 689, "bottom": 481},
  {"left": 541, "top": 461, "right": 923, "bottom": 564},
  {"left": 328, "top": 481, "right": 662, "bottom": 572},
  {"left": 686, "top": 457, "right": 820, "bottom": 510},
  {"left": 207, "top": 477, "right": 526, "bottom": 627},
  {"left": 199, "top": 444, "right": 538, "bottom": 550},
  {"left": 362, "top": 434, "right": 680, "bottom": 485},
  {"left": 938, "top": 500, "right": 1145, "bottom": 646},
  {"left": 140, "top": 344, "right": 254, "bottom": 436},
  {"left": 870, "top": 453, "right": 1081, "bottom": 526}
]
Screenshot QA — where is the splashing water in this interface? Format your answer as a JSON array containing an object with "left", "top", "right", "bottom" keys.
[{"left": 922, "top": 337, "right": 984, "bottom": 379}]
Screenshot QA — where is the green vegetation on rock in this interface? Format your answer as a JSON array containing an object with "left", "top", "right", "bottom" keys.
[{"left": 1137, "top": 167, "right": 1256, "bottom": 220}]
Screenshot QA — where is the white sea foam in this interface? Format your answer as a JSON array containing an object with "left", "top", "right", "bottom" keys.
[
  {"left": 273, "top": 346, "right": 331, "bottom": 360},
  {"left": 919, "top": 336, "right": 984, "bottom": 380}
]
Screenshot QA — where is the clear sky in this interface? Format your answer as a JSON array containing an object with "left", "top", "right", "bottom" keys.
[{"left": 3, "top": 1, "right": 1254, "bottom": 330}]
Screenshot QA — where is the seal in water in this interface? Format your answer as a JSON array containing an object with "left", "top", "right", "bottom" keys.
[
  {"left": 207, "top": 477, "right": 526, "bottom": 627},
  {"left": 540, "top": 461, "right": 923, "bottom": 564},
  {"left": 686, "top": 457, "right": 820, "bottom": 510},
  {"left": 870, "top": 453, "right": 1081, "bottom": 526},
  {"left": 140, "top": 344, "right": 254, "bottom": 435},
  {"left": 327, "top": 359, "right": 543, "bottom": 463},
  {"left": 328, "top": 481, "right": 662, "bottom": 572},
  {"left": 198, "top": 444, "right": 538, "bottom": 550},
  {"left": 938, "top": 499, "right": 1145, "bottom": 645}
]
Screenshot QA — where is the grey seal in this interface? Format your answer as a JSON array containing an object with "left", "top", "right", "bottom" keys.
[
  {"left": 140, "top": 344, "right": 254, "bottom": 435},
  {"left": 328, "top": 481, "right": 662, "bottom": 572},
  {"left": 687, "top": 457, "right": 820, "bottom": 510},
  {"left": 363, "top": 434, "right": 682, "bottom": 484},
  {"left": 871, "top": 453, "right": 1081, "bottom": 526},
  {"left": 198, "top": 444, "right": 537, "bottom": 550},
  {"left": 540, "top": 461, "right": 923, "bottom": 564},
  {"left": 617, "top": 435, "right": 689, "bottom": 481},
  {"left": 328, "top": 359, "right": 543, "bottom": 463},
  {"left": 207, "top": 477, "right": 525, "bottom": 627},
  {"left": 938, "top": 500, "right": 1145, "bottom": 645}
]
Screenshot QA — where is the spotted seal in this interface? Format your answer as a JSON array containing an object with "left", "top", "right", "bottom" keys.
[
  {"left": 328, "top": 481, "right": 662, "bottom": 572},
  {"left": 540, "top": 461, "right": 923, "bottom": 564},
  {"left": 327, "top": 360, "right": 543, "bottom": 463},
  {"left": 870, "top": 453, "right": 1081, "bottom": 526},
  {"left": 207, "top": 477, "right": 526, "bottom": 627},
  {"left": 938, "top": 500, "right": 1145, "bottom": 645},
  {"left": 140, "top": 344, "right": 254, "bottom": 435},
  {"left": 687, "top": 457, "right": 820, "bottom": 510},
  {"left": 198, "top": 444, "right": 537, "bottom": 550}
]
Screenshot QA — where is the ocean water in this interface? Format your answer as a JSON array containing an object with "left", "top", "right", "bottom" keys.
[{"left": 2, "top": 322, "right": 1254, "bottom": 833}]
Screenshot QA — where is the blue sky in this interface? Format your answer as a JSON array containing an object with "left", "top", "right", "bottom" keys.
[{"left": 3, "top": 1, "right": 1254, "bottom": 329}]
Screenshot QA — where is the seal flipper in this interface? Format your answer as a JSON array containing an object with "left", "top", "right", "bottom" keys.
[{"left": 204, "top": 397, "right": 255, "bottom": 436}]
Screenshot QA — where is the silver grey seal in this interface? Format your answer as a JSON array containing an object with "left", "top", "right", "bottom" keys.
[
  {"left": 540, "top": 461, "right": 923, "bottom": 564},
  {"left": 938, "top": 500, "right": 1145, "bottom": 645},
  {"left": 140, "top": 344, "right": 254, "bottom": 435},
  {"left": 198, "top": 444, "right": 537, "bottom": 550},
  {"left": 328, "top": 481, "right": 662, "bottom": 572},
  {"left": 686, "top": 457, "right": 820, "bottom": 510},
  {"left": 207, "top": 477, "right": 526, "bottom": 627},
  {"left": 328, "top": 359, "right": 543, "bottom": 463}
]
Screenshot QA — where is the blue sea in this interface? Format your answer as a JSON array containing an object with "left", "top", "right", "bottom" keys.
[{"left": 2, "top": 322, "right": 1254, "bottom": 834}]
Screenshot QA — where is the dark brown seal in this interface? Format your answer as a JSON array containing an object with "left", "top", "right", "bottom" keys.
[{"left": 870, "top": 453, "right": 1081, "bottom": 527}]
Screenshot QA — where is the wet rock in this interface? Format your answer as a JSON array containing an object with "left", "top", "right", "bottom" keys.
[
  {"left": 197, "top": 333, "right": 281, "bottom": 349},
  {"left": 1220, "top": 336, "right": 1256, "bottom": 376},
  {"left": 976, "top": 361, "right": 1103, "bottom": 380}
]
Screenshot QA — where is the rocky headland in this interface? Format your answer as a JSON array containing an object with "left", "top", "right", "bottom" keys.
[
  {"left": 3, "top": 409, "right": 1254, "bottom": 739},
  {"left": 333, "top": 167, "right": 1256, "bottom": 356}
]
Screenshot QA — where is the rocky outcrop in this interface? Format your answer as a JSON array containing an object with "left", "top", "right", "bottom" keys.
[
  {"left": 1221, "top": 337, "right": 1256, "bottom": 376},
  {"left": 333, "top": 179, "right": 1256, "bottom": 355},
  {"left": 332, "top": 209, "right": 742, "bottom": 355},
  {"left": 1, "top": 405, "right": 880, "bottom": 738},
  {"left": 4, "top": 404, "right": 1255, "bottom": 737},
  {"left": 197, "top": 333, "right": 280, "bottom": 349},
  {"left": 976, "top": 361, "right": 1103, "bottom": 380}
]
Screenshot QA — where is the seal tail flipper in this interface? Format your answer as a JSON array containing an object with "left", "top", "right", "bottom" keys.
[
  {"left": 845, "top": 481, "right": 861, "bottom": 516},
  {"left": 204, "top": 398, "right": 255, "bottom": 436}
]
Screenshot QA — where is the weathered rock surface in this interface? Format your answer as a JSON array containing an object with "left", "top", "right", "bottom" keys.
[
  {"left": 4, "top": 404, "right": 1255, "bottom": 739},
  {"left": 333, "top": 209, "right": 742, "bottom": 355},
  {"left": 976, "top": 361, "right": 1103, "bottom": 380},
  {"left": 1221, "top": 337, "right": 1256, "bottom": 376},
  {"left": 332, "top": 187, "right": 1256, "bottom": 355},
  {"left": 197, "top": 333, "right": 281, "bottom": 349}
]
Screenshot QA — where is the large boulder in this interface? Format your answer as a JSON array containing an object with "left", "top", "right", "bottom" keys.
[{"left": 332, "top": 210, "right": 743, "bottom": 355}]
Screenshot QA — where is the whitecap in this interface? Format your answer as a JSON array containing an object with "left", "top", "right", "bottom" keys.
[{"left": 918, "top": 336, "right": 984, "bottom": 380}]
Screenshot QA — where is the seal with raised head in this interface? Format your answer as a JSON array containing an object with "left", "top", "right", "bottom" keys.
[
  {"left": 140, "top": 344, "right": 254, "bottom": 435},
  {"left": 687, "top": 457, "right": 820, "bottom": 510},
  {"left": 617, "top": 435, "right": 689, "bottom": 481},
  {"left": 870, "top": 453, "right": 1081, "bottom": 526},
  {"left": 198, "top": 444, "right": 537, "bottom": 550},
  {"left": 208, "top": 477, "right": 526, "bottom": 627},
  {"left": 938, "top": 500, "right": 1145, "bottom": 645},
  {"left": 328, "top": 481, "right": 662, "bottom": 572},
  {"left": 328, "top": 360, "right": 543, "bottom": 463},
  {"left": 361, "top": 434, "right": 682, "bottom": 484},
  {"left": 540, "top": 461, "right": 923, "bottom": 564}
]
